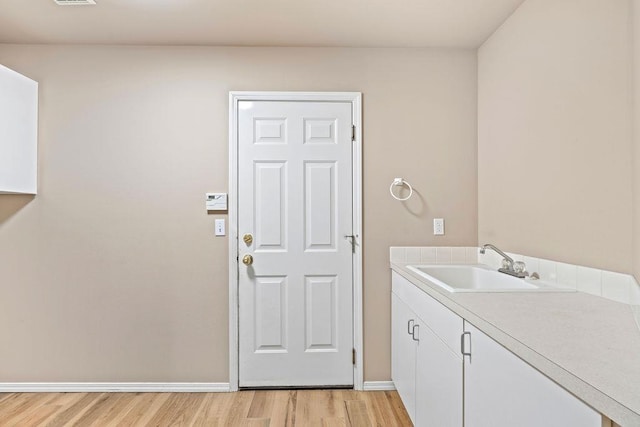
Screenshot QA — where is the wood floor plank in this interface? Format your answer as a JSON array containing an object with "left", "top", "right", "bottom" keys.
[
  {"left": 190, "top": 393, "right": 232, "bottom": 427},
  {"left": 72, "top": 393, "right": 122, "bottom": 426},
  {"left": 0, "top": 393, "right": 52, "bottom": 425},
  {"left": 9, "top": 403, "right": 60, "bottom": 427},
  {"left": 117, "top": 392, "right": 170, "bottom": 427},
  {"left": 191, "top": 416, "right": 226, "bottom": 427},
  {"left": 362, "top": 391, "right": 402, "bottom": 427},
  {"left": 344, "top": 400, "right": 373, "bottom": 427},
  {"left": 42, "top": 393, "right": 81, "bottom": 407},
  {"left": 45, "top": 393, "right": 102, "bottom": 427},
  {"left": 100, "top": 393, "right": 146, "bottom": 427},
  {"left": 85, "top": 393, "right": 142, "bottom": 426},
  {"left": 33, "top": 392, "right": 92, "bottom": 426},
  {"left": 222, "top": 390, "right": 254, "bottom": 426},
  {"left": 247, "top": 390, "right": 276, "bottom": 419},
  {"left": 241, "top": 418, "right": 270, "bottom": 427},
  {"left": 207, "top": 391, "right": 237, "bottom": 419},
  {"left": 0, "top": 393, "right": 38, "bottom": 413},
  {"left": 144, "top": 392, "right": 194, "bottom": 426},
  {"left": 268, "top": 390, "right": 296, "bottom": 427},
  {"left": 0, "top": 390, "right": 410, "bottom": 427},
  {"left": 0, "top": 393, "right": 51, "bottom": 427},
  {"left": 163, "top": 392, "right": 207, "bottom": 426},
  {"left": 321, "top": 390, "right": 343, "bottom": 419},
  {"left": 293, "top": 390, "right": 315, "bottom": 427},
  {"left": 3, "top": 393, "right": 59, "bottom": 426},
  {"left": 192, "top": 416, "right": 221, "bottom": 427},
  {"left": 296, "top": 389, "right": 346, "bottom": 426},
  {"left": 321, "top": 417, "right": 347, "bottom": 427},
  {"left": 383, "top": 391, "right": 412, "bottom": 426}
]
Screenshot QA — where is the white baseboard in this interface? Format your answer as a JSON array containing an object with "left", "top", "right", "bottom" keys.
[
  {"left": 0, "top": 381, "right": 391, "bottom": 393},
  {"left": 362, "top": 381, "right": 396, "bottom": 391},
  {"left": 0, "top": 382, "right": 231, "bottom": 393}
]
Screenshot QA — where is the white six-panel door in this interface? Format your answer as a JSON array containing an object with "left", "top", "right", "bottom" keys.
[{"left": 237, "top": 100, "right": 354, "bottom": 387}]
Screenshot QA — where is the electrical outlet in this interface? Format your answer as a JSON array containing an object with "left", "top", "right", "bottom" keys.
[{"left": 433, "top": 218, "right": 445, "bottom": 236}]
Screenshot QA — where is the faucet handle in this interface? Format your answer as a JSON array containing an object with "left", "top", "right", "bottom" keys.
[
  {"left": 501, "top": 258, "right": 512, "bottom": 269},
  {"left": 513, "top": 261, "right": 527, "bottom": 274}
]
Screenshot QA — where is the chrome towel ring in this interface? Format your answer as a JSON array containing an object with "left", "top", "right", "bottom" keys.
[{"left": 389, "top": 178, "right": 413, "bottom": 201}]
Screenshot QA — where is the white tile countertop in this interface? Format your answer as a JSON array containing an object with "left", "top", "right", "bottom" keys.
[{"left": 391, "top": 262, "right": 640, "bottom": 426}]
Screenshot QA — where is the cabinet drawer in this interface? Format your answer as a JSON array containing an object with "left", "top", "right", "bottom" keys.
[{"left": 392, "top": 271, "right": 463, "bottom": 355}]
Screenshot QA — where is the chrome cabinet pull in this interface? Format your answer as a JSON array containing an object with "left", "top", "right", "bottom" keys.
[
  {"left": 407, "top": 319, "right": 414, "bottom": 334},
  {"left": 412, "top": 324, "right": 419, "bottom": 342},
  {"left": 461, "top": 331, "right": 472, "bottom": 357}
]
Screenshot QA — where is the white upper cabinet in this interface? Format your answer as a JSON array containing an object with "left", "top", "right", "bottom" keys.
[{"left": 0, "top": 64, "right": 38, "bottom": 194}]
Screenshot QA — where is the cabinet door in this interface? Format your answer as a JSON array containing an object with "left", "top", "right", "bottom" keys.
[
  {"left": 0, "top": 65, "right": 38, "bottom": 194},
  {"left": 392, "top": 271, "right": 463, "bottom": 354},
  {"left": 464, "top": 322, "right": 600, "bottom": 427},
  {"left": 415, "top": 318, "right": 463, "bottom": 427},
  {"left": 391, "top": 293, "right": 417, "bottom": 424}
]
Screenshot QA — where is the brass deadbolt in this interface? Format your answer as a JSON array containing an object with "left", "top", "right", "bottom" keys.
[{"left": 243, "top": 233, "right": 253, "bottom": 245}]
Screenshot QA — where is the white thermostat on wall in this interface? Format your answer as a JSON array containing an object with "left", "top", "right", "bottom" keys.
[{"left": 206, "top": 193, "right": 228, "bottom": 211}]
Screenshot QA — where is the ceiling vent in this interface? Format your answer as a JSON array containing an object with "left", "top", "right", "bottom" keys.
[{"left": 53, "top": 0, "right": 96, "bottom": 5}]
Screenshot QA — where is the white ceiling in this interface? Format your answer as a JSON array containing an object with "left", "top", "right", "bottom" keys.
[{"left": 0, "top": 0, "right": 526, "bottom": 48}]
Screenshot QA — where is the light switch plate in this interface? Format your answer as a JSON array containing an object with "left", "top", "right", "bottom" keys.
[{"left": 215, "top": 219, "right": 225, "bottom": 236}]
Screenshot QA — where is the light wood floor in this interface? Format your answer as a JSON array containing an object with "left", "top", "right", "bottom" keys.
[{"left": 0, "top": 390, "right": 412, "bottom": 426}]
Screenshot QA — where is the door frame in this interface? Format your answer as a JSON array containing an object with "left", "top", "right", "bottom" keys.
[{"left": 228, "top": 91, "right": 363, "bottom": 391}]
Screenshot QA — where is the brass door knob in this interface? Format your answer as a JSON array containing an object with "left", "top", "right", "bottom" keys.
[
  {"left": 243, "top": 233, "right": 253, "bottom": 245},
  {"left": 242, "top": 254, "right": 254, "bottom": 266}
]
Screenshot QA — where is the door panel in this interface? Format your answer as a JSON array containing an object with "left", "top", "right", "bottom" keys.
[
  {"left": 254, "top": 161, "right": 287, "bottom": 251},
  {"left": 254, "top": 276, "right": 288, "bottom": 353},
  {"left": 305, "top": 161, "right": 337, "bottom": 250},
  {"left": 304, "top": 119, "right": 337, "bottom": 144},
  {"left": 238, "top": 100, "right": 354, "bottom": 387},
  {"left": 305, "top": 275, "right": 337, "bottom": 351}
]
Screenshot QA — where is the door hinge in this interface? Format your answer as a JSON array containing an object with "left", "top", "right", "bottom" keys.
[
  {"left": 352, "top": 348, "right": 356, "bottom": 365},
  {"left": 351, "top": 125, "right": 356, "bottom": 141}
]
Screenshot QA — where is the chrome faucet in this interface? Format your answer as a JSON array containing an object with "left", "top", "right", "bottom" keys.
[{"left": 479, "top": 244, "right": 528, "bottom": 278}]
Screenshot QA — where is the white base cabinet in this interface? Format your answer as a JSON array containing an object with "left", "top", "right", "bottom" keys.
[
  {"left": 391, "top": 271, "right": 602, "bottom": 427},
  {"left": 392, "top": 272, "right": 463, "bottom": 427},
  {"left": 391, "top": 293, "right": 418, "bottom": 423},
  {"left": 415, "top": 318, "right": 463, "bottom": 427},
  {"left": 464, "top": 322, "right": 600, "bottom": 427}
]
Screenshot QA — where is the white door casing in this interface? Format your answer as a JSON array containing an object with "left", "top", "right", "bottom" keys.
[{"left": 229, "top": 92, "right": 363, "bottom": 390}]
